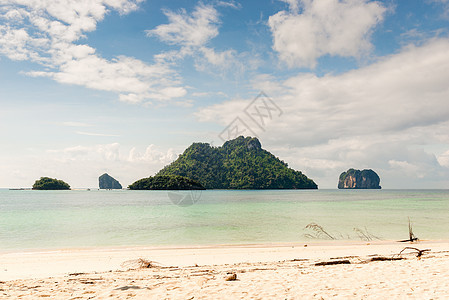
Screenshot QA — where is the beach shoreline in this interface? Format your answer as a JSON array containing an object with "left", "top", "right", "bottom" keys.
[
  {"left": 1, "top": 241, "right": 448, "bottom": 275},
  {"left": 1, "top": 240, "right": 449, "bottom": 298}
]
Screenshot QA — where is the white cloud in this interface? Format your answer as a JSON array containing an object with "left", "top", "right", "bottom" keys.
[
  {"left": 268, "top": 0, "right": 386, "bottom": 68},
  {"left": 279, "top": 0, "right": 300, "bottom": 13},
  {"left": 147, "top": 4, "right": 219, "bottom": 47},
  {"left": 0, "top": 0, "right": 188, "bottom": 104},
  {"left": 437, "top": 150, "right": 449, "bottom": 167},
  {"left": 216, "top": 1, "right": 241, "bottom": 10},
  {"left": 388, "top": 160, "right": 422, "bottom": 178},
  {"left": 148, "top": 3, "right": 250, "bottom": 78},
  {"left": 197, "top": 38, "right": 449, "bottom": 188},
  {"left": 128, "top": 145, "right": 177, "bottom": 164},
  {"left": 194, "top": 47, "right": 253, "bottom": 76},
  {"left": 39, "top": 142, "right": 179, "bottom": 187},
  {"left": 49, "top": 143, "right": 177, "bottom": 165}
]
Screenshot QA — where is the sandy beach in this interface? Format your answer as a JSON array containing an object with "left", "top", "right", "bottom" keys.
[{"left": 1, "top": 240, "right": 448, "bottom": 299}]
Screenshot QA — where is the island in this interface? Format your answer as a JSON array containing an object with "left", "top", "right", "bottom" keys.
[
  {"left": 128, "top": 175, "right": 205, "bottom": 190},
  {"left": 338, "top": 169, "right": 381, "bottom": 189},
  {"left": 99, "top": 173, "right": 122, "bottom": 189},
  {"left": 155, "top": 136, "right": 317, "bottom": 189},
  {"left": 32, "top": 177, "right": 71, "bottom": 190}
]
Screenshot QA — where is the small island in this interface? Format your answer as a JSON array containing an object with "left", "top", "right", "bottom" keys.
[
  {"left": 32, "top": 177, "right": 71, "bottom": 190},
  {"left": 128, "top": 175, "right": 205, "bottom": 190},
  {"left": 99, "top": 173, "right": 122, "bottom": 189},
  {"left": 338, "top": 169, "right": 381, "bottom": 189}
]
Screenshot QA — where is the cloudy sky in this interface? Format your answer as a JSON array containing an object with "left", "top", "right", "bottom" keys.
[{"left": 1, "top": 0, "right": 449, "bottom": 189}]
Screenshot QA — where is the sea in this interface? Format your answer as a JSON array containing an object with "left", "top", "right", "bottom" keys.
[{"left": 0, "top": 189, "right": 448, "bottom": 251}]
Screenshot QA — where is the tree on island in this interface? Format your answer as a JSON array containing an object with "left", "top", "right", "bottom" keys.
[
  {"left": 32, "top": 177, "right": 71, "bottom": 190},
  {"left": 128, "top": 175, "right": 205, "bottom": 190}
]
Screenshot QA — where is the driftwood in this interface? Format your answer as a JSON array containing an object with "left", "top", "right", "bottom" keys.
[
  {"left": 398, "top": 217, "right": 418, "bottom": 242},
  {"left": 315, "top": 260, "right": 351, "bottom": 266},
  {"left": 398, "top": 247, "right": 431, "bottom": 258},
  {"left": 369, "top": 256, "right": 404, "bottom": 262}
]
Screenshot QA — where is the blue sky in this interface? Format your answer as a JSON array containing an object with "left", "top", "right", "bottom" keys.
[{"left": 1, "top": 0, "right": 449, "bottom": 188}]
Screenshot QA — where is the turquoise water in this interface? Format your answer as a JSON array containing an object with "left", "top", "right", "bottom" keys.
[{"left": 0, "top": 189, "right": 448, "bottom": 251}]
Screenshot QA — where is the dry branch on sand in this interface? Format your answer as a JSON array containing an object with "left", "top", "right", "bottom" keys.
[
  {"left": 397, "top": 247, "right": 431, "bottom": 258},
  {"left": 315, "top": 260, "right": 351, "bottom": 266},
  {"left": 398, "top": 217, "right": 419, "bottom": 242},
  {"left": 121, "top": 258, "right": 161, "bottom": 270}
]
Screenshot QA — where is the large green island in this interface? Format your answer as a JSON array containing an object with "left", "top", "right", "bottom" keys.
[{"left": 142, "top": 136, "right": 318, "bottom": 189}]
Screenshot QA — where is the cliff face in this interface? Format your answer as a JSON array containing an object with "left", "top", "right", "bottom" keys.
[
  {"left": 338, "top": 169, "right": 381, "bottom": 189},
  {"left": 99, "top": 173, "right": 122, "bottom": 189}
]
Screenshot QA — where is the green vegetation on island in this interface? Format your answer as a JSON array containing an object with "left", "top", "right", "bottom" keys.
[
  {"left": 32, "top": 177, "right": 71, "bottom": 190},
  {"left": 128, "top": 175, "right": 205, "bottom": 190},
  {"left": 338, "top": 168, "right": 381, "bottom": 189},
  {"left": 156, "top": 136, "right": 317, "bottom": 189}
]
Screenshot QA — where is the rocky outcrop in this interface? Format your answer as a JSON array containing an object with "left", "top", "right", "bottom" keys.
[
  {"left": 338, "top": 169, "right": 381, "bottom": 189},
  {"left": 99, "top": 173, "right": 122, "bottom": 189}
]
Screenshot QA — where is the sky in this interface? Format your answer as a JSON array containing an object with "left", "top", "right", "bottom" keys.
[{"left": 1, "top": 0, "right": 449, "bottom": 189}]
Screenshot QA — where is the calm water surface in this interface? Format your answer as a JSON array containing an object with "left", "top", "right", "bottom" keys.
[{"left": 0, "top": 189, "right": 448, "bottom": 251}]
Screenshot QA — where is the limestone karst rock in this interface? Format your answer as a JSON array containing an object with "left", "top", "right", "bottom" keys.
[
  {"left": 338, "top": 169, "right": 381, "bottom": 189},
  {"left": 99, "top": 173, "right": 122, "bottom": 189}
]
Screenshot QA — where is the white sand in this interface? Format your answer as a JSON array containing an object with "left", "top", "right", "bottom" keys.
[{"left": 1, "top": 240, "right": 448, "bottom": 299}]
